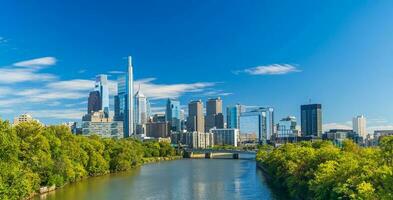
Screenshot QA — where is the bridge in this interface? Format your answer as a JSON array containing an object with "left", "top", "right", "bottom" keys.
[{"left": 183, "top": 149, "right": 257, "bottom": 160}]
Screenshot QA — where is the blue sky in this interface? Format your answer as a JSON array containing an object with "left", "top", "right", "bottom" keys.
[{"left": 1, "top": 0, "right": 393, "bottom": 133}]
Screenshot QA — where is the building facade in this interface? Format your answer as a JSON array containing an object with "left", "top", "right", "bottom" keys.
[
  {"left": 134, "top": 88, "right": 148, "bottom": 134},
  {"left": 82, "top": 111, "right": 123, "bottom": 138},
  {"left": 211, "top": 128, "right": 239, "bottom": 147},
  {"left": 353, "top": 115, "right": 367, "bottom": 139},
  {"left": 166, "top": 98, "right": 181, "bottom": 131},
  {"left": 227, "top": 104, "right": 242, "bottom": 129},
  {"left": 187, "top": 100, "right": 205, "bottom": 133},
  {"left": 205, "top": 98, "right": 224, "bottom": 131},
  {"left": 94, "top": 75, "right": 110, "bottom": 117},
  {"left": 13, "top": 113, "right": 40, "bottom": 125},
  {"left": 239, "top": 107, "right": 274, "bottom": 144},
  {"left": 146, "top": 122, "right": 170, "bottom": 138},
  {"left": 301, "top": 104, "right": 322, "bottom": 137},
  {"left": 171, "top": 132, "right": 214, "bottom": 149},
  {"left": 114, "top": 56, "right": 134, "bottom": 138},
  {"left": 87, "top": 91, "right": 101, "bottom": 114}
]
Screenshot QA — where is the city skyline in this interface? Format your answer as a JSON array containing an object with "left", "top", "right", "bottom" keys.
[{"left": 1, "top": 1, "right": 393, "bottom": 133}]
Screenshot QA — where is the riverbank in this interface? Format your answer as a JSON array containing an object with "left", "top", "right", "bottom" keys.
[{"left": 32, "top": 156, "right": 182, "bottom": 199}]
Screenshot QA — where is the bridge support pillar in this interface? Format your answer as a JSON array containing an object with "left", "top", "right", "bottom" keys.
[
  {"left": 205, "top": 152, "right": 213, "bottom": 159},
  {"left": 232, "top": 153, "right": 239, "bottom": 159},
  {"left": 183, "top": 151, "right": 193, "bottom": 158}
]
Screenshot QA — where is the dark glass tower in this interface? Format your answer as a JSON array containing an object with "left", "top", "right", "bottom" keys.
[{"left": 301, "top": 104, "right": 322, "bottom": 137}]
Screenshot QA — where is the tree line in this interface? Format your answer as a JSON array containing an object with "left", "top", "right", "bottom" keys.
[
  {"left": 257, "top": 137, "right": 393, "bottom": 200},
  {"left": 0, "top": 120, "right": 177, "bottom": 200}
]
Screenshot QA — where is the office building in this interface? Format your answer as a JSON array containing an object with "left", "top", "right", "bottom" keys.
[
  {"left": 276, "top": 116, "right": 298, "bottom": 138},
  {"left": 301, "top": 104, "right": 322, "bottom": 137},
  {"left": 171, "top": 132, "right": 214, "bottom": 149},
  {"left": 146, "top": 122, "right": 170, "bottom": 138},
  {"left": 114, "top": 56, "right": 134, "bottom": 137},
  {"left": 239, "top": 107, "right": 274, "bottom": 144},
  {"left": 134, "top": 87, "right": 148, "bottom": 134},
  {"left": 187, "top": 100, "right": 205, "bottom": 132},
  {"left": 353, "top": 115, "right": 367, "bottom": 139},
  {"left": 87, "top": 91, "right": 101, "bottom": 114},
  {"left": 152, "top": 114, "right": 166, "bottom": 123},
  {"left": 205, "top": 98, "right": 224, "bottom": 131},
  {"left": 166, "top": 98, "right": 181, "bottom": 131},
  {"left": 227, "top": 104, "right": 242, "bottom": 129},
  {"left": 82, "top": 111, "right": 123, "bottom": 138},
  {"left": 211, "top": 128, "right": 239, "bottom": 147},
  {"left": 13, "top": 113, "right": 40, "bottom": 125},
  {"left": 323, "top": 129, "right": 362, "bottom": 147},
  {"left": 94, "top": 75, "right": 110, "bottom": 117},
  {"left": 374, "top": 130, "right": 393, "bottom": 144}
]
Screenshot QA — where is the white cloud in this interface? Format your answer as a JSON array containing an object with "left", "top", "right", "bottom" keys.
[
  {"left": 237, "top": 64, "right": 300, "bottom": 75},
  {"left": 323, "top": 122, "right": 352, "bottom": 132},
  {"left": 28, "top": 109, "right": 85, "bottom": 120},
  {"left": 13, "top": 57, "right": 57, "bottom": 68},
  {"left": 0, "top": 68, "right": 56, "bottom": 83},
  {"left": 0, "top": 57, "right": 58, "bottom": 84},
  {"left": 0, "top": 37, "right": 7, "bottom": 43},
  {"left": 134, "top": 78, "right": 216, "bottom": 99},
  {"left": 47, "top": 79, "right": 94, "bottom": 91}
]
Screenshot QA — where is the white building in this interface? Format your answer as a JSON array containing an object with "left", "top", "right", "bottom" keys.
[
  {"left": 13, "top": 114, "right": 40, "bottom": 125},
  {"left": 210, "top": 128, "right": 239, "bottom": 147},
  {"left": 171, "top": 132, "right": 214, "bottom": 149},
  {"left": 353, "top": 115, "right": 367, "bottom": 139}
]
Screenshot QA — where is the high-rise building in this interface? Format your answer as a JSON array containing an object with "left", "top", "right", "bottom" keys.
[
  {"left": 134, "top": 88, "right": 148, "bottom": 125},
  {"left": 187, "top": 100, "right": 205, "bottom": 133},
  {"left": 276, "top": 116, "right": 299, "bottom": 138},
  {"left": 94, "top": 75, "right": 110, "bottom": 117},
  {"left": 205, "top": 97, "right": 224, "bottom": 131},
  {"left": 87, "top": 91, "right": 101, "bottom": 114},
  {"left": 239, "top": 107, "right": 274, "bottom": 144},
  {"left": 301, "top": 104, "right": 322, "bottom": 137},
  {"left": 227, "top": 104, "right": 242, "bottom": 129},
  {"left": 211, "top": 128, "right": 239, "bottom": 147},
  {"left": 166, "top": 98, "right": 181, "bottom": 131},
  {"left": 353, "top": 115, "right": 367, "bottom": 139},
  {"left": 114, "top": 56, "right": 134, "bottom": 137}
]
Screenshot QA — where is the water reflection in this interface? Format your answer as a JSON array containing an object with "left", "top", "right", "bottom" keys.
[{"left": 36, "top": 159, "right": 274, "bottom": 200}]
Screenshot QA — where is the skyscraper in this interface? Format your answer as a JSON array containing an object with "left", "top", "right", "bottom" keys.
[
  {"left": 187, "top": 100, "right": 204, "bottom": 132},
  {"left": 353, "top": 115, "right": 367, "bottom": 139},
  {"left": 134, "top": 87, "right": 148, "bottom": 134},
  {"left": 205, "top": 97, "right": 224, "bottom": 131},
  {"left": 301, "top": 104, "right": 322, "bottom": 137},
  {"left": 114, "top": 56, "right": 134, "bottom": 137},
  {"left": 227, "top": 104, "right": 242, "bottom": 129},
  {"left": 87, "top": 91, "right": 101, "bottom": 114},
  {"left": 166, "top": 98, "right": 181, "bottom": 131},
  {"left": 239, "top": 107, "right": 275, "bottom": 144},
  {"left": 94, "top": 75, "right": 110, "bottom": 117}
]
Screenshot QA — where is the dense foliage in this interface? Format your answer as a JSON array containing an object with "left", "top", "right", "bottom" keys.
[
  {"left": 257, "top": 138, "right": 393, "bottom": 200},
  {"left": 0, "top": 120, "right": 176, "bottom": 200}
]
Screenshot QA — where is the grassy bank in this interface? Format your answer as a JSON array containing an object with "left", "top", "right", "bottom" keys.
[{"left": 256, "top": 138, "right": 393, "bottom": 200}]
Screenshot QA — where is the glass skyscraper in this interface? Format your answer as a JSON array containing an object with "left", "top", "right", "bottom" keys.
[
  {"left": 166, "top": 98, "right": 181, "bottom": 131},
  {"left": 240, "top": 107, "right": 275, "bottom": 144},
  {"left": 301, "top": 104, "right": 322, "bottom": 137},
  {"left": 114, "top": 56, "right": 134, "bottom": 138},
  {"left": 94, "top": 75, "right": 110, "bottom": 117},
  {"left": 134, "top": 88, "right": 148, "bottom": 125},
  {"left": 226, "top": 104, "right": 242, "bottom": 129}
]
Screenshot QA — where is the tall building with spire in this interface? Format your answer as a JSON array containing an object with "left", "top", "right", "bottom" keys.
[
  {"left": 134, "top": 86, "right": 148, "bottom": 134},
  {"left": 114, "top": 56, "right": 134, "bottom": 137}
]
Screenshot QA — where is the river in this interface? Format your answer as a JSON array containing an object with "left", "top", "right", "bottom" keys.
[{"left": 36, "top": 159, "right": 275, "bottom": 200}]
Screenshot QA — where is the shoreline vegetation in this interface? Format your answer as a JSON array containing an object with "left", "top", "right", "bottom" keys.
[
  {"left": 256, "top": 138, "right": 393, "bottom": 200},
  {"left": 0, "top": 120, "right": 180, "bottom": 200}
]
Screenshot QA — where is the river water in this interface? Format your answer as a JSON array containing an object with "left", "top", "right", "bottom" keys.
[{"left": 36, "top": 159, "right": 275, "bottom": 200}]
